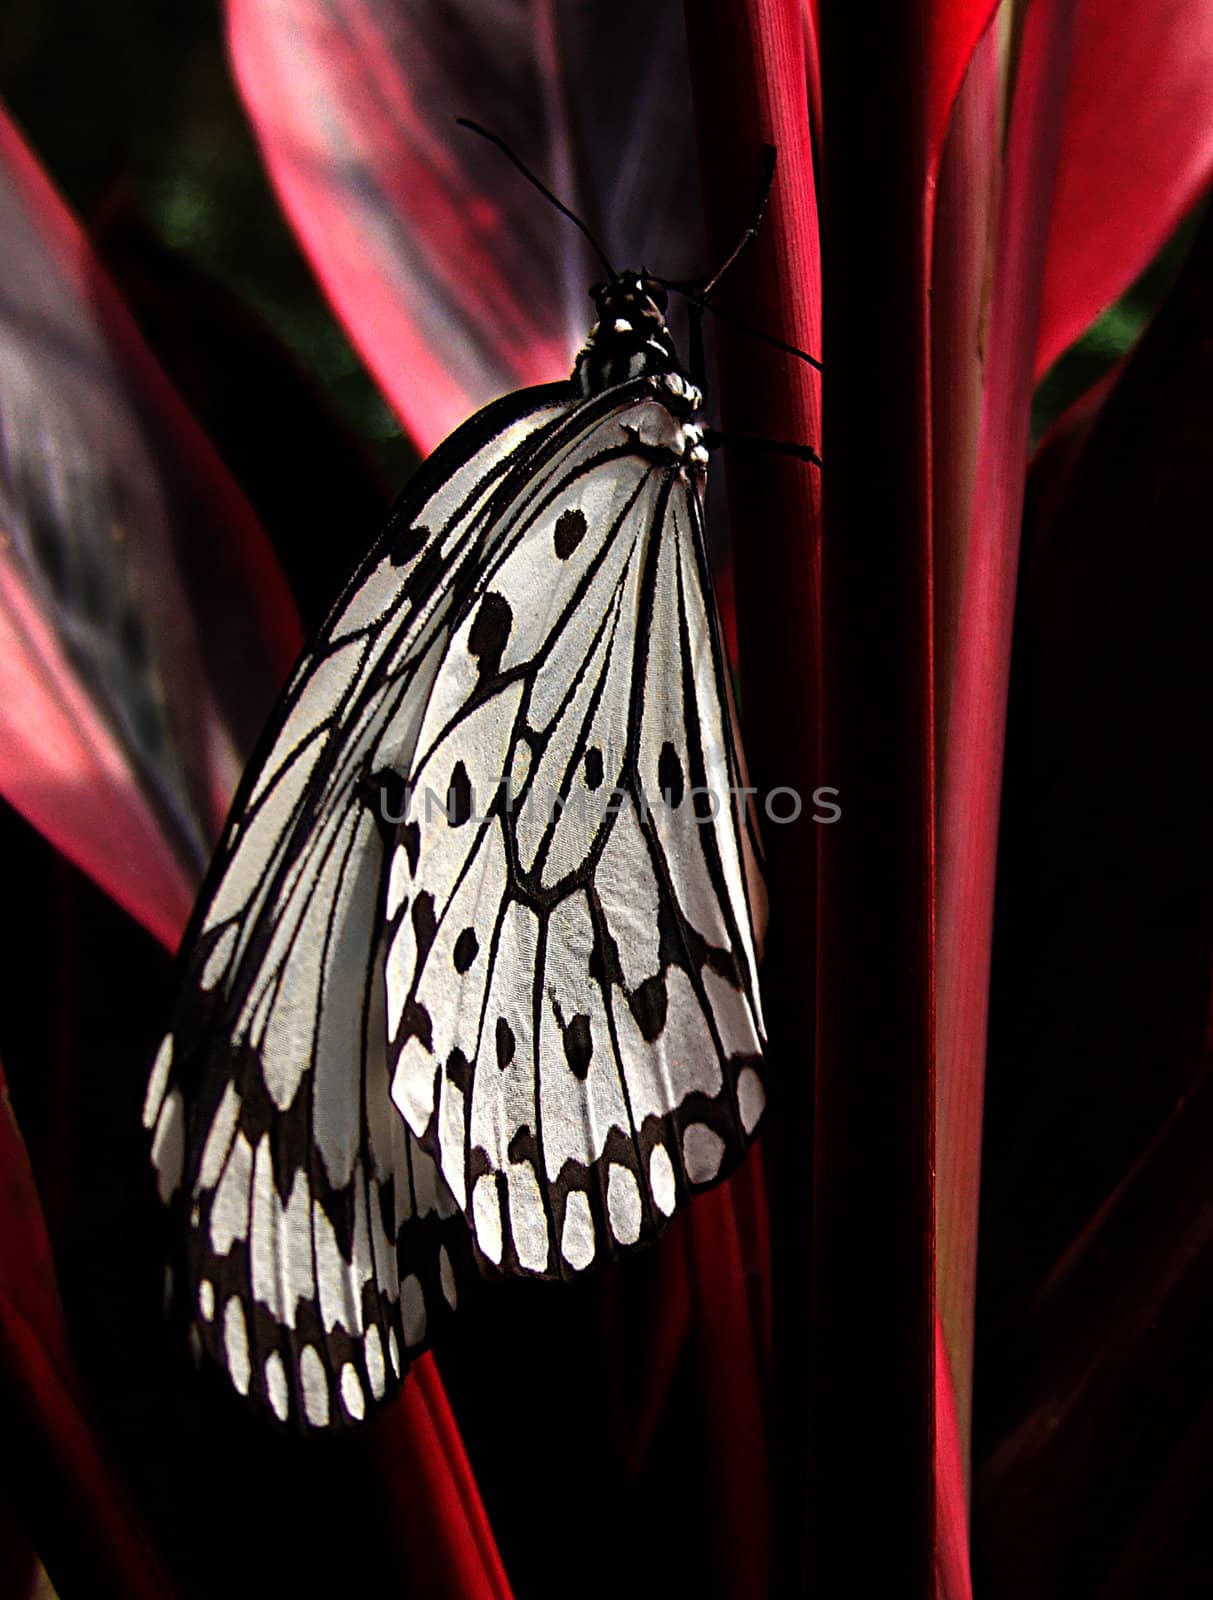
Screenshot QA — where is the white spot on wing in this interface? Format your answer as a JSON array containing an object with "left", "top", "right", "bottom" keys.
[
  {"left": 300, "top": 1345, "right": 330, "bottom": 1426},
  {"left": 313, "top": 1199, "right": 364, "bottom": 1335},
  {"left": 400, "top": 1274, "right": 427, "bottom": 1347},
  {"left": 649, "top": 1143, "right": 677, "bottom": 1216},
  {"left": 200, "top": 923, "right": 239, "bottom": 991},
  {"left": 507, "top": 1163, "right": 549, "bottom": 1272},
  {"left": 388, "top": 1326, "right": 401, "bottom": 1377},
  {"left": 703, "top": 965, "right": 763, "bottom": 1061},
  {"left": 340, "top": 1363, "right": 366, "bottom": 1421},
  {"left": 683, "top": 1122, "right": 725, "bottom": 1184},
  {"left": 438, "top": 1078, "right": 467, "bottom": 1210},
  {"left": 386, "top": 845, "right": 410, "bottom": 920},
  {"left": 509, "top": 738, "right": 531, "bottom": 795},
  {"left": 737, "top": 1067, "right": 766, "bottom": 1136},
  {"left": 210, "top": 1133, "right": 253, "bottom": 1253},
  {"left": 365, "top": 1325, "right": 386, "bottom": 1399},
  {"left": 607, "top": 1164, "right": 642, "bottom": 1245},
  {"left": 560, "top": 1190, "right": 595, "bottom": 1271},
  {"left": 265, "top": 1351, "right": 289, "bottom": 1422},
  {"left": 224, "top": 1297, "right": 251, "bottom": 1396},
  {"left": 439, "top": 1245, "right": 457, "bottom": 1309},
  {"left": 143, "top": 1034, "right": 173, "bottom": 1129},
  {"left": 198, "top": 1279, "right": 215, "bottom": 1323},
  {"left": 250, "top": 1139, "right": 313, "bottom": 1327},
  {"left": 197, "top": 1083, "right": 241, "bottom": 1192},
  {"left": 472, "top": 1174, "right": 503, "bottom": 1264},
  {"left": 151, "top": 1090, "right": 184, "bottom": 1201}
]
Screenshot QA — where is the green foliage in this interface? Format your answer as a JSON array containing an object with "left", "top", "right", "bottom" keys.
[{"left": 1031, "top": 203, "right": 1205, "bottom": 443}]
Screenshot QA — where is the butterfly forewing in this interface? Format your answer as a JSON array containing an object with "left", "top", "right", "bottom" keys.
[{"left": 384, "top": 376, "right": 767, "bottom": 1279}]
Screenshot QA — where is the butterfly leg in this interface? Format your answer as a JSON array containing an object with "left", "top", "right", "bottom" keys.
[{"left": 702, "top": 426, "right": 823, "bottom": 468}]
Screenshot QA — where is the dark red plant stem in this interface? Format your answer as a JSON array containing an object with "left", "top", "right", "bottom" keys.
[
  {"left": 684, "top": 0, "right": 822, "bottom": 1589},
  {"left": 814, "top": 2, "right": 936, "bottom": 1593}
]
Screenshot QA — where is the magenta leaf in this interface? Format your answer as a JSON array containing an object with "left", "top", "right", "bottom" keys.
[
  {"left": 686, "top": 0, "right": 822, "bottom": 1588},
  {"left": 974, "top": 188, "right": 1213, "bottom": 1596},
  {"left": 0, "top": 104, "right": 299, "bottom": 949},
  {"left": 0, "top": 1055, "right": 169, "bottom": 1598},
  {"left": 1034, "top": 0, "right": 1213, "bottom": 379},
  {"left": 933, "top": 0, "right": 1081, "bottom": 1459}
]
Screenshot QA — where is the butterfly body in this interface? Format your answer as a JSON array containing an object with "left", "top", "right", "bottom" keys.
[{"left": 144, "top": 272, "right": 767, "bottom": 1426}]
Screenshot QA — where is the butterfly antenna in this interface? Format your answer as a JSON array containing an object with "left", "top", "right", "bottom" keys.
[
  {"left": 702, "top": 143, "right": 777, "bottom": 300},
  {"left": 683, "top": 295, "right": 824, "bottom": 371},
  {"left": 456, "top": 118, "right": 616, "bottom": 278},
  {"left": 660, "top": 144, "right": 823, "bottom": 373}
]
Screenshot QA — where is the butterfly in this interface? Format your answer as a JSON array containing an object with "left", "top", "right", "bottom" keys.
[{"left": 142, "top": 149, "right": 783, "bottom": 1430}]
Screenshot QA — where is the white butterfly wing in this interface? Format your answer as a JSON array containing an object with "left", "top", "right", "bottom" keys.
[
  {"left": 386, "top": 379, "right": 767, "bottom": 1277},
  {"left": 143, "top": 383, "right": 577, "bottom": 1424}
]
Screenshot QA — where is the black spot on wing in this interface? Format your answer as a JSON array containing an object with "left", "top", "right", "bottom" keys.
[
  {"left": 704, "top": 943, "right": 743, "bottom": 987},
  {"left": 658, "top": 741, "right": 685, "bottom": 808},
  {"left": 403, "top": 542, "right": 446, "bottom": 608},
  {"left": 563, "top": 1014, "right": 594, "bottom": 1079},
  {"left": 412, "top": 892, "right": 437, "bottom": 966},
  {"left": 496, "top": 1017, "right": 515, "bottom": 1070},
  {"left": 398, "top": 999, "right": 432, "bottom": 1051},
  {"left": 388, "top": 523, "right": 429, "bottom": 566},
  {"left": 448, "top": 761, "right": 473, "bottom": 826},
  {"left": 588, "top": 916, "right": 623, "bottom": 989},
  {"left": 628, "top": 974, "right": 668, "bottom": 1043},
  {"left": 401, "top": 822, "right": 421, "bottom": 875},
  {"left": 507, "top": 1124, "right": 534, "bottom": 1164},
  {"left": 584, "top": 746, "right": 604, "bottom": 791},
  {"left": 359, "top": 768, "right": 407, "bottom": 844},
  {"left": 452, "top": 927, "right": 479, "bottom": 973},
  {"left": 467, "top": 592, "right": 512, "bottom": 681},
  {"left": 553, "top": 508, "right": 588, "bottom": 559},
  {"left": 446, "top": 1048, "right": 472, "bottom": 1095}
]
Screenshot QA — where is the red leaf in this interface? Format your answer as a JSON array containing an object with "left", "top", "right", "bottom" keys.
[
  {"left": 371, "top": 1358, "right": 513, "bottom": 1599},
  {"left": 686, "top": 0, "right": 822, "bottom": 1587},
  {"left": 923, "top": 0, "right": 1002, "bottom": 178},
  {"left": 0, "top": 106, "right": 298, "bottom": 949},
  {"left": 975, "top": 188, "right": 1213, "bottom": 1596},
  {"left": 1034, "top": 0, "right": 1213, "bottom": 380},
  {"left": 934, "top": 0, "right": 1080, "bottom": 1457},
  {"left": 226, "top": 0, "right": 706, "bottom": 451},
  {"left": 0, "top": 1058, "right": 168, "bottom": 1598},
  {"left": 936, "top": 1315, "right": 974, "bottom": 1600}
]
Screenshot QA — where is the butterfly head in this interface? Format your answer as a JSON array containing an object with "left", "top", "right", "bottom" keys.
[{"left": 575, "top": 270, "right": 685, "bottom": 398}]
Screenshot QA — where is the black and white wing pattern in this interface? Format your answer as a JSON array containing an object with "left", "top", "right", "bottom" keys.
[
  {"left": 144, "top": 266, "right": 771, "bottom": 1427},
  {"left": 385, "top": 365, "right": 768, "bottom": 1280},
  {"left": 143, "top": 383, "right": 579, "bottom": 1426}
]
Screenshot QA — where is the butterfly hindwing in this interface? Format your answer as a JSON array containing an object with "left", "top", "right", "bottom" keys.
[{"left": 143, "top": 383, "right": 578, "bottom": 1424}]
